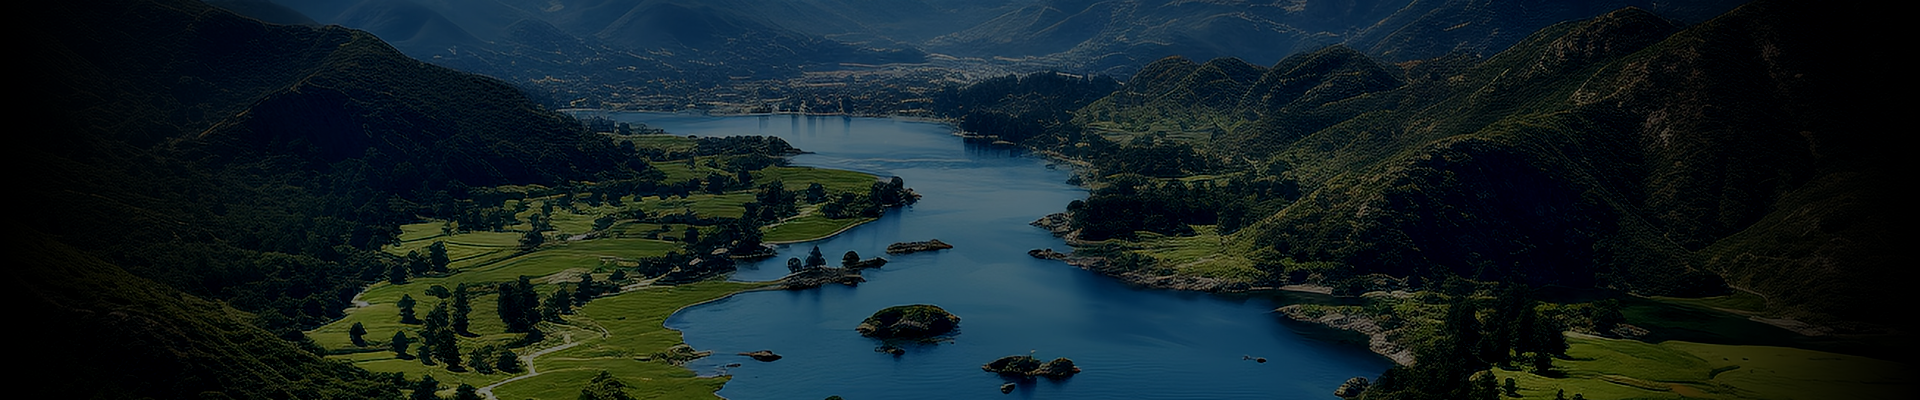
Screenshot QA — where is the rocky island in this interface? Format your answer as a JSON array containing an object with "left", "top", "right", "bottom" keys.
[
  {"left": 982, "top": 354, "right": 1080, "bottom": 378},
  {"left": 885, "top": 239, "right": 953, "bottom": 254},
  {"left": 855, "top": 304, "right": 960, "bottom": 339}
]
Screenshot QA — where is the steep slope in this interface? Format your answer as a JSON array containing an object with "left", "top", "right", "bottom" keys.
[
  {"left": 1071, "top": 2, "right": 1900, "bottom": 328},
  {"left": 16, "top": 236, "right": 401, "bottom": 399},
  {"left": 30, "top": 0, "right": 640, "bottom": 340}
]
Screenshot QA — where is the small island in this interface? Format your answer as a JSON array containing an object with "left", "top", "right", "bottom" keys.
[
  {"left": 886, "top": 239, "right": 954, "bottom": 254},
  {"left": 982, "top": 354, "right": 1080, "bottom": 378},
  {"left": 856, "top": 304, "right": 961, "bottom": 339}
]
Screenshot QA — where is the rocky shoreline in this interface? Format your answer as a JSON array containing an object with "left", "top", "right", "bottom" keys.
[
  {"left": 1274, "top": 305, "right": 1415, "bottom": 366},
  {"left": 1029, "top": 211, "right": 1414, "bottom": 365}
]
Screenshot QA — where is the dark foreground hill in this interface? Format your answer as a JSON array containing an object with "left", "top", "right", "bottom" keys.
[
  {"left": 24, "top": 0, "right": 653, "bottom": 397},
  {"left": 1066, "top": 1, "right": 1901, "bottom": 330}
]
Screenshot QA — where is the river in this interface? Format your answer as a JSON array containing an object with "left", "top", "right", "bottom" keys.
[{"left": 598, "top": 112, "right": 1391, "bottom": 399}]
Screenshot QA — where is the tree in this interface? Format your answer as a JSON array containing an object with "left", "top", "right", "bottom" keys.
[
  {"left": 467, "top": 347, "right": 495, "bottom": 374},
  {"left": 496, "top": 346, "right": 524, "bottom": 373},
  {"left": 683, "top": 226, "right": 700, "bottom": 245},
  {"left": 497, "top": 277, "right": 540, "bottom": 333},
  {"left": 425, "top": 285, "right": 451, "bottom": 299},
  {"left": 424, "top": 302, "right": 461, "bottom": 370},
  {"left": 451, "top": 283, "right": 472, "bottom": 335},
  {"left": 577, "top": 371, "right": 636, "bottom": 400},
  {"left": 575, "top": 273, "right": 600, "bottom": 305},
  {"left": 520, "top": 229, "right": 545, "bottom": 250},
  {"left": 542, "top": 288, "right": 574, "bottom": 322},
  {"left": 410, "top": 374, "right": 441, "bottom": 400},
  {"left": 427, "top": 241, "right": 450, "bottom": 272},
  {"left": 453, "top": 384, "right": 482, "bottom": 400},
  {"left": 787, "top": 257, "right": 803, "bottom": 272},
  {"left": 407, "top": 250, "right": 431, "bottom": 275},
  {"left": 842, "top": 251, "right": 860, "bottom": 266},
  {"left": 1504, "top": 377, "right": 1519, "bottom": 397},
  {"left": 1468, "top": 371, "right": 1499, "bottom": 400},
  {"left": 349, "top": 322, "right": 368, "bottom": 347},
  {"left": 804, "top": 246, "right": 826, "bottom": 268},
  {"left": 388, "top": 261, "right": 410, "bottom": 284},
  {"left": 398, "top": 294, "right": 420, "bottom": 324},
  {"left": 805, "top": 183, "right": 826, "bottom": 203},
  {"left": 391, "top": 331, "right": 414, "bottom": 359}
]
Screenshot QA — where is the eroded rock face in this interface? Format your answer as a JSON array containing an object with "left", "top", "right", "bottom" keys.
[{"left": 856, "top": 304, "right": 960, "bottom": 339}]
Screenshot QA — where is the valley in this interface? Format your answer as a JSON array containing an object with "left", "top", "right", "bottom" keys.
[{"left": 25, "top": 0, "right": 1907, "bottom": 399}]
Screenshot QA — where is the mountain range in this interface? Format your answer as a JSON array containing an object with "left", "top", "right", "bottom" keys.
[{"left": 214, "top": 0, "right": 1753, "bottom": 107}]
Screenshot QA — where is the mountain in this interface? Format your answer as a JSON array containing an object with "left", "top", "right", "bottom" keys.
[
  {"left": 267, "top": 0, "right": 925, "bottom": 96},
  {"left": 926, "top": 0, "right": 1411, "bottom": 76},
  {"left": 1346, "top": 0, "right": 1750, "bottom": 61},
  {"left": 26, "top": 0, "right": 655, "bottom": 396},
  {"left": 1066, "top": 1, "right": 1901, "bottom": 328}
]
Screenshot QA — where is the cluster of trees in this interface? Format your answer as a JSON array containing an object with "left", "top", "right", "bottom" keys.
[
  {"left": 929, "top": 72, "right": 1121, "bottom": 145},
  {"left": 580, "top": 116, "right": 667, "bottom": 136},
  {"left": 1358, "top": 281, "right": 1570, "bottom": 400},
  {"left": 1069, "top": 170, "right": 1299, "bottom": 240},
  {"left": 821, "top": 176, "right": 916, "bottom": 219},
  {"left": 388, "top": 241, "right": 453, "bottom": 284},
  {"left": 1076, "top": 133, "right": 1223, "bottom": 178}
]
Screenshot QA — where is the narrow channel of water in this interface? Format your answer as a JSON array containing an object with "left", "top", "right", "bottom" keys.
[{"left": 603, "top": 112, "right": 1391, "bottom": 399}]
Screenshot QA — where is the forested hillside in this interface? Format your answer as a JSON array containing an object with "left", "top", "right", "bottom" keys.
[
  {"left": 1052, "top": 0, "right": 1900, "bottom": 329},
  {"left": 24, "top": 0, "right": 655, "bottom": 397}
]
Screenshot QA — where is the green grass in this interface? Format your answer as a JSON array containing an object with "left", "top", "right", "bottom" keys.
[
  {"left": 1651, "top": 292, "right": 1768, "bottom": 315},
  {"left": 1490, "top": 335, "right": 1913, "bottom": 399},
  {"left": 763, "top": 207, "right": 873, "bottom": 243},
  {"left": 489, "top": 281, "right": 760, "bottom": 400},
  {"left": 1121, "top": 225, "right": 1265, "bottom": 282},
  {"left": 308, "top": 157, "right": 880, "bottom": 398},
  {"left": 630, "top": 193, "right": 753, "bottom": 219},
  {"left": 752, "top": 166, "right": 878, "bottom": 193}
]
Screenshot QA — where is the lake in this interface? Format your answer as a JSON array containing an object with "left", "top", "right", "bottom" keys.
[{"left": 598, "top": 112, "right": 1391, "bottom": 399}]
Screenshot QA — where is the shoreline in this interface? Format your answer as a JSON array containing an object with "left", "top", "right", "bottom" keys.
[{"left": 762, "top": 217, "right": 878, "bottom": 245}]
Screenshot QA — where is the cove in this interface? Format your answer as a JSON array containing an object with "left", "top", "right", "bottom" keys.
[{"left": 602, "top": 112, "right": 1391, "bottom": 399}]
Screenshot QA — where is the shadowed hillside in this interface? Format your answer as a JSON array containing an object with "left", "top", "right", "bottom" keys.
[
  {"left": 1063, "top": 1, "right": 1902, "bottom": 329},
  {"left": 25, "top": 1, "right": 654, "bottom": 396}
]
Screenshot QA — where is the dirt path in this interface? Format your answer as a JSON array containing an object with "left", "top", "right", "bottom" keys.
[{"left": 477, "top": 330, "right": 582, "bottom": 400}]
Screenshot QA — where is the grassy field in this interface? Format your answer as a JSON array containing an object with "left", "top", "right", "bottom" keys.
[
  {"left": 490, "top": 281, "right": 759, "bottom": 400},
  {"left": 1492, "top": 335, "right": 1912, "bottom": 399},
  {"left": 306, "top": 150, "right": 886, "bottom": 398},
  {"left": 1119, "top": 225, "right": 1265, "bottom": 282}
]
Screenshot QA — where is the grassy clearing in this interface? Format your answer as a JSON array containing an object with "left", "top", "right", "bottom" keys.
[
  {"left": 489, "top": 281, "right": 759, "bottom": 400},
  {"left": 763, "top": 207, "right": 872, "bottom": 243},
  {"left": 1491, "top": 335, "right": 1913, "bottom": 399},
  {"left": 753, "top": 166, "right": 878, "bottom": 193},
  {"left": 1125, "top": 225, "right": 1264, "bottom": 282},
  {"left": 632, "top": 193, "right": 754, "bottom": 219}
]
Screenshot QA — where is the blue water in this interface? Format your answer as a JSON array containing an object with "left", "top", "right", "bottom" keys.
[{"left": 599, "top": 112, "right": 1390, "bottom": 399}]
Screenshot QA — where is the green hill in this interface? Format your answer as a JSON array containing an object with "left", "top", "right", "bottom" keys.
[
  {"left": 27, "top": 1, "right": 652, "bottom": 395},
  {"left": 16, "top": 236, "right": 402, "bottom": 399},
  {"left": 1065, "top": 1, "right": 1899, "bottom": 329}
]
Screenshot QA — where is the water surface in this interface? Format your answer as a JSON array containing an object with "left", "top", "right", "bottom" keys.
[{"left": 602, "top": 112, "right": 1390, "bottom": 399}]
